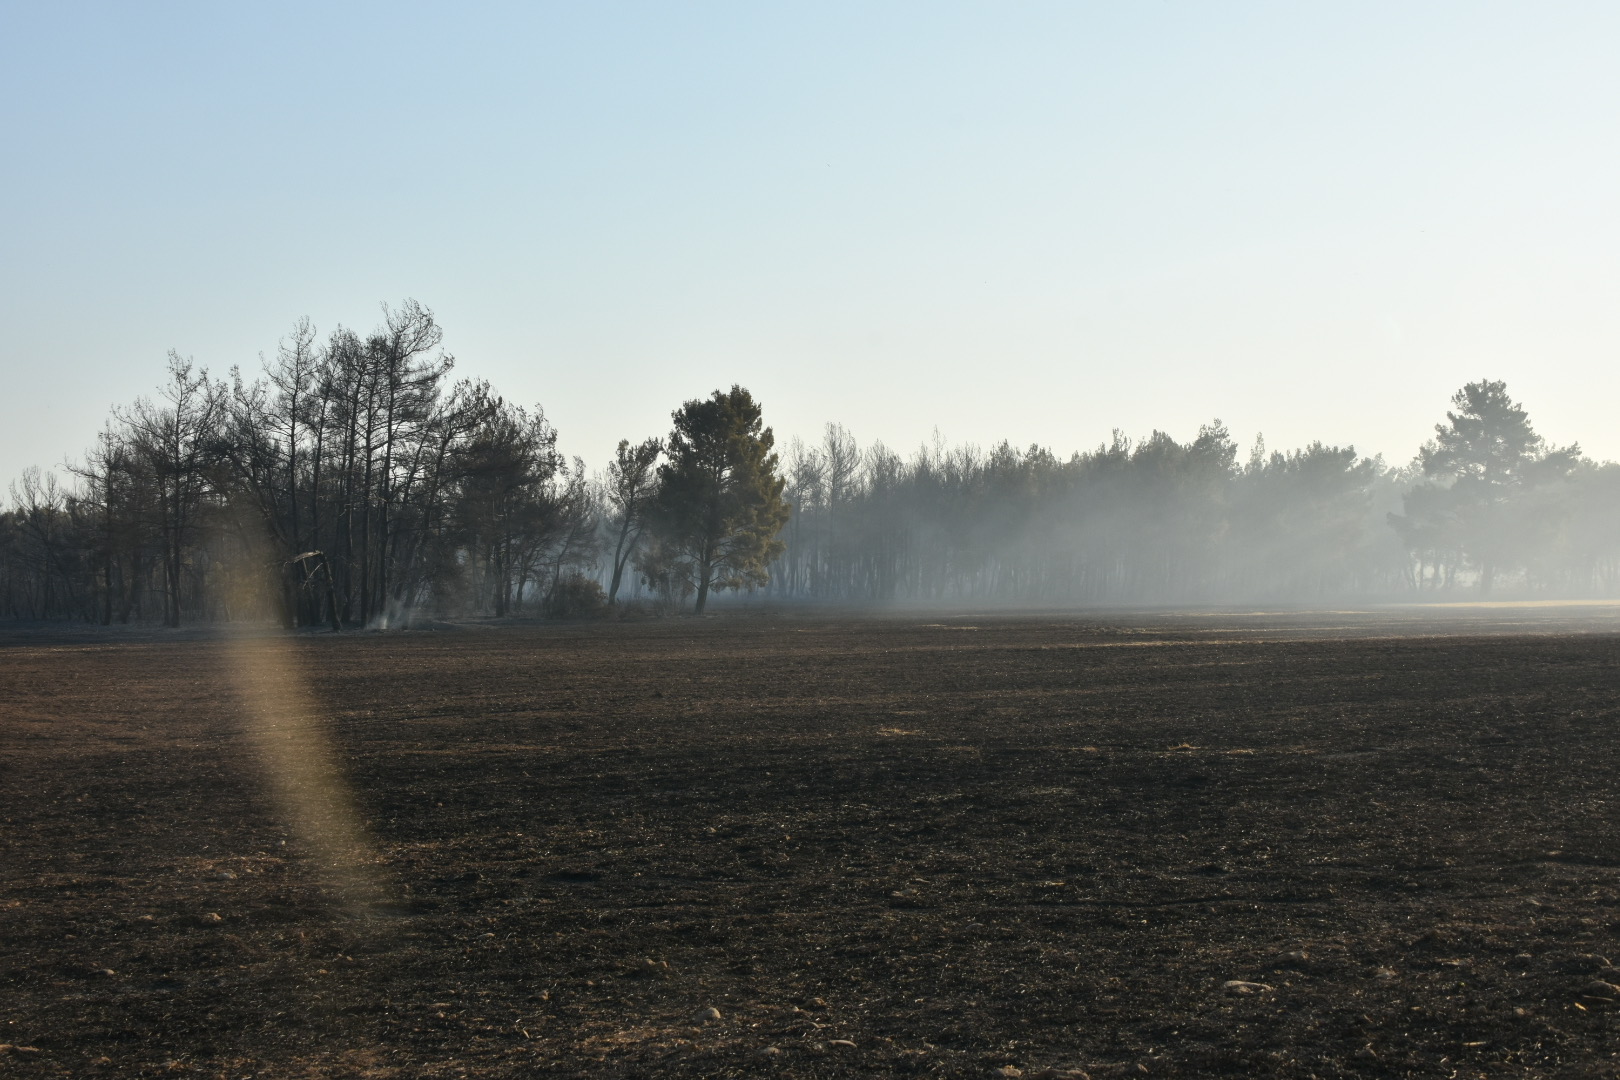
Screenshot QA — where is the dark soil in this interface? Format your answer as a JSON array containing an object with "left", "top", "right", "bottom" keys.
[{"left": 4, "top": 611, "right": 1620, "bottom": 1078}]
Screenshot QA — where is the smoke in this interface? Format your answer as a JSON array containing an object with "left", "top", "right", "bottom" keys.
[{"left": 765, "top": 421, "right": 1620, "bottom": 608}]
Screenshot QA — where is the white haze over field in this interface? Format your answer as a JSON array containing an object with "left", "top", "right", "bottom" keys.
[{"left": 3, "top": 2, "right": 1619, "bottom": 495}]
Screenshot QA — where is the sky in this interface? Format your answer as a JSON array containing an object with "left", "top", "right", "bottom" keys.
[{"left": 3, "top": 1, "right": 1619, "bottom": 495}]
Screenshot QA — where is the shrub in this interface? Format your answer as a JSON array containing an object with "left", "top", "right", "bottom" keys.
[{"left": 545, "top": 575, "right": 609, "bottom": 620}]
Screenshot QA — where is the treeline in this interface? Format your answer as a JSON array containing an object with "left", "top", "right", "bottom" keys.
[
  {"left": 4, "top": 303, "right": 1618, "bottom": 623},
  {"left": 775, "top": 425, "right": 1409, "bottom": 604},
  {"left": 0, "top": 303, "right": 787, "bottom": 625},
  {"left": 774, "top": 397, "right": 1620, "bottom": 605},
  {"left": 2, "top": 303, "right": 599, "bottom": 626}
]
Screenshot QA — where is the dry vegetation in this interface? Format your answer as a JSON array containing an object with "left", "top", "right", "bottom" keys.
[{"left": 4, "top": 610, "right": 1620, "bottom": 1078}]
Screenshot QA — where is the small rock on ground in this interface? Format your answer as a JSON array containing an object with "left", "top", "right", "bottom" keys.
[{"left": 1222, "top": 980, "right": 1274, "bottom": 995}]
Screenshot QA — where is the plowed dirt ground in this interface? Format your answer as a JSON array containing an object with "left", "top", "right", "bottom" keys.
[{"left": 4, "top": 609, "right": 1620, "bottom": 1078}]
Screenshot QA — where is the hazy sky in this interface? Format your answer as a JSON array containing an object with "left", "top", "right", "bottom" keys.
[{"left": 4, "top": 2, "right": 1618, "bottom": 494}]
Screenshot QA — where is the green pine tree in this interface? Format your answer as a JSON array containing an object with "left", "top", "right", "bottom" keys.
[{"left": 651, "top": 386, "right": 790, "bottom": 614}]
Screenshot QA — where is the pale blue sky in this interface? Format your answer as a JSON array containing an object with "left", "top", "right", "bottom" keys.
[{"left": 4, "top": 2, "right": 1618, "bottom": 492}]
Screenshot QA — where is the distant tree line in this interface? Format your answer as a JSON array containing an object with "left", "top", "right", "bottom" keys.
[
  {"left": 774, "top": 383, "right": 1620, "bottom": 605},
  {"left": 773, "top": 423, "right": 1408, "bottom": 604},
  {"left": 0, "top": 303, "right": 787, "bottom": 625},
  {"left": 4, "top": 304, "right": 1617, "bottom": 623}
]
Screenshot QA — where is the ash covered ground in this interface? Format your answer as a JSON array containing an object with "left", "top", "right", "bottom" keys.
[{"left": 4, "top": 609, "right": 1620, "bottom": 1078}]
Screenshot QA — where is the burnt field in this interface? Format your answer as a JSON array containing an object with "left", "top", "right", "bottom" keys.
[{"left": 4, "top": 611, "right": 1620, "bottom": 1079}]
